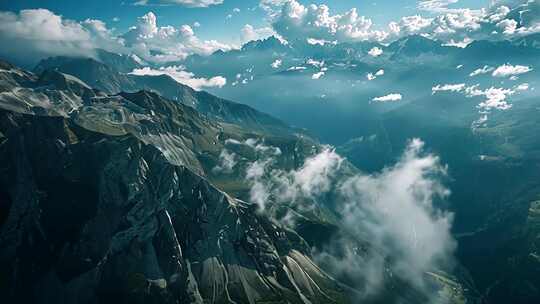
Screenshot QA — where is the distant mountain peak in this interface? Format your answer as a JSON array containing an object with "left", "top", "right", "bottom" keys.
[{"left": 241, "top": 36, "right": 288, "bottom": 51}]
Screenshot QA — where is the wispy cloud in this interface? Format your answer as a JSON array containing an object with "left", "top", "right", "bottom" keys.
[
  {"left": 242, "top": 138, "right": 456, "bottom": 300},
  {"left": 319, "top": 138, "right": 454, "bottom": 298},
  {"left": 271, "top": 59, "right": 282, "bottom": 69},
  {"left": 129, "top": 66, "right": 226, "bottom": 90},
  {"left": 212, "top": 149, "right": 237, "bottom": 174},
  {"left": 469, "top": 65, "right": 494, "bottom": 77},
  {"left": 133, "top": 0, "right": 223, "bottom": 8},
  {"left": 418, "top": 0, "right": 460, "bottom": 13},
  {"left": 312, "top": 71, "right": 325, "bottom": 79},
  {"left": 491, "top": 64, "right": 533, "bottom": 78},
  {"left": 373, "top": 93, "right": 403, "bottom": 102},
  {"left": 432, "top": 82, "right": 531, "bottom": 128},
  {"left": 368, "top": 47, "right": 383, "bottom": 57},
  {"left": 432, "top": 83, "right": 466, "bottom": 94}
]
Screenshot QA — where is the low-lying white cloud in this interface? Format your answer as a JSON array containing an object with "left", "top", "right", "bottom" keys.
[
  {"left": 367, "top": 69, "right": 385, "bottom": 81},
  {"left": 306, "top": 38, "right": 337, "bottom": 46},
  {"left": 244, "top": 138, "right": 282, "bottom": 156},
  {"left": 306, "top": 59, "right": 325, "bottom": 68},
  {"left": 312, "top": 71, "right": 325, "bottom": 79},
  {"left": 442, "top": 37, "right": 473, "bottom": 48},
  {"left": 246, "top": 159, "right": 272, "bottom": 211},
  {"left": 432, "top": 81, "right": 530, "bottom": 128},
  {"left": 469, "top": 65, "right": 494, "bottom": 77},
  {"left": 129, "top": 66, "right": 226, "bottom": 90},
  {"left": 433, "top": 83, "right": 519, "bottom": 111},
  {"left": 373, "top": 93, "right": 403, "bottom": 102},
  {"left": 287, "top": 66, "right": 306, "bottom": 71},
  {"left": 271, "top": 59, "right": 282, "bottom": 69},
  {"left": 491, "top": 64, "right": 533, "bottom": 77},
  {"left": 516, "top": 83, "right": 529, "bottom": 91},
  {"left": 292, "top": 149, "right": 344, "bottom": 198},
  {"left": 243, "top": 138, "right": 456, "bottom": 300},
  {"left": 212, "top": 149, "right": 237, "bottom": 174},
  {"left": 432, "top": 83, "right": 466, "bottom": 94},
  {"left": 368, "top": 47, "right": 383, "bottom": 57},
  {"left": 244, "top": 146, "right": 343, "bottom": 216},
  {"left": 472, "top": 86, "right": 515, "bottom": 111},
  {"left": 324, "top": 139, "right": 455, "bottom": 296}
]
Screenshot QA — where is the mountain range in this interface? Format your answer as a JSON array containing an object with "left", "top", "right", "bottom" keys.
[{"left": 1, "top": 30, "right": 539, "bottom": 304}]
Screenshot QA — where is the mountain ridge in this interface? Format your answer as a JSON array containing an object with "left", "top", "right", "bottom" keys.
[
  {"left": 34, "top": 52, "right": 297, "bottom": 136},
  {"left": 0, "top": 58, "right": 351, "bottom": 304}
]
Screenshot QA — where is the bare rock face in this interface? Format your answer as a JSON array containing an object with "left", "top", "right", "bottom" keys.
[{"left": 0, "top": 61, "right": 347, "bottom": 304}]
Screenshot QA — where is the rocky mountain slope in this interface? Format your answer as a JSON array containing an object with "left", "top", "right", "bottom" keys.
[
  {"left": 0, "top": 59, "right": 350, "bottom": 304},
  {"left": 34, "top": 52, "right": 293, "bottom": 135},
  {"left": 0, "top": 59, "right": 480, "bottom": 304},
  {"left": 173, "top": 32, "right": 540, "bottom": 303}
]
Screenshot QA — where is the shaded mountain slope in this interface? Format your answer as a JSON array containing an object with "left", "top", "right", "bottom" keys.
[
  {"left": 0, "top": 60, "right": 348, "bottom": 304},
  {"left": 0, "top": 109, "right": 346, "bottom": 304},
  {"left": 0, "top": 59, "right": 479, "bottom": 304},
  {"left": 34, "top": 54, "right": 293, "bottom": 136},
  {"left": 35, "top": 56, "right": 138, "bottom": 94}
]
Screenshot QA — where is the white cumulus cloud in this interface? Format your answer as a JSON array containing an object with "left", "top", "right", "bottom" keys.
[
  {"left": 0, "top": 9, "right": 122, "bottom": 67},
  {"left": 474, "top": 87, "right": 515, "bottom": 111},
  {"left": 240, "top": 24, "right": 276, "bottom": 44},
  {"left": 122, "top": 12, "right": 233, "bottom": 63},
  {"left": 272, "top": 0, "right": 388, "bottom": 43}
]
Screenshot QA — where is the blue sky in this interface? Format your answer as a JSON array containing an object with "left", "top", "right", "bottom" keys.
[{"left": 0, "top": 0, "right": 491, "bottom": 43}]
